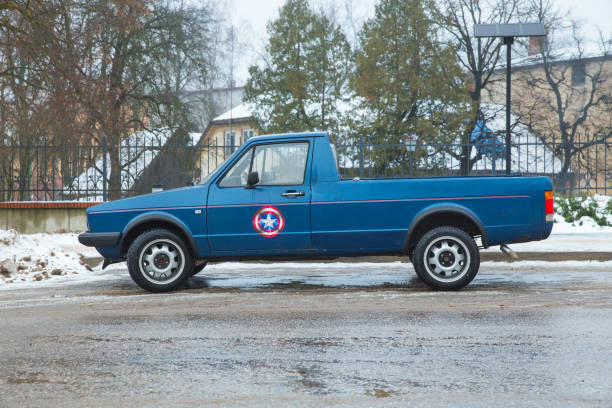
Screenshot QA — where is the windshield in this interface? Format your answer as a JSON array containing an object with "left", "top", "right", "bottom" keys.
[
  {"left": 198, "top": 148, "right": 243, "bottom": 185},
  {"left": 198, "top": 163, "right": 223, "bottom": 185}
]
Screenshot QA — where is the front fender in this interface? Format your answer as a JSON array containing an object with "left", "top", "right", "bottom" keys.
[{"left": 119, "top": 211, "right": 199, "bottom": 257}]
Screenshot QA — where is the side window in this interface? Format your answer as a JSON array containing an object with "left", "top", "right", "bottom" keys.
[
  {"left": 251, "top": 142, "right": 308, "bottom": 185},
  {"left": 219, "top": 142, "right": 309, "bottom": 187},
  {"left": 218, "top": 147, "right": 253, "bottom": 187},
  {"left": 571, "top": 61, "right": 586, "bottom": 86}
]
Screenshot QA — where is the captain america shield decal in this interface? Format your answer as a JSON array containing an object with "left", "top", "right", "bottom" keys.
[{"left": 253, "top": 206, "right": 285, "bottom": 237}]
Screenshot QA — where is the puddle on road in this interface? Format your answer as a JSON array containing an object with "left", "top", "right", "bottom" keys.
[
  {"left": 1, "top": 262, "right": 610, "bottom": 309},
  {"left": 184, "top": 270, "right": 421, "bottom": 291},
  {"left": 181, "top": 261, "right": 612, "bottom": 292}
]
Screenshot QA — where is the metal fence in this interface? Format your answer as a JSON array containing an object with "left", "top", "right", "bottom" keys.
[
  {"left": 0, "top": 138, "right": 235, "bottom": 202},
  {"left": 334, "top": 136, "right": 611, "bottom": 196},
  {"left": 1, "top": 136, "right": 610, "bottom": 201}
]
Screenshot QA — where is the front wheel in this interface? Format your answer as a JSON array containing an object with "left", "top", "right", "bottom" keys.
[
  {"left": 412, "top": 226, "right": 480, "bottom": 290},
  {"left": 127, "top": 229, "right": 194, "bottom": 292}
]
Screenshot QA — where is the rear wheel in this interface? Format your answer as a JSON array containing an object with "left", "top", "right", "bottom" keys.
[
  {"left": 127, "top": 229, "right": 194, "bottom": 292},
  {"left": 412, "top": 226, "right": 480, "bottom": 290}
]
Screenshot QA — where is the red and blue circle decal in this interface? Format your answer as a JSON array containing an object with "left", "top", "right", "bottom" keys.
[{"left": 253, "top": 206, "right": 285, "bottom": 237}]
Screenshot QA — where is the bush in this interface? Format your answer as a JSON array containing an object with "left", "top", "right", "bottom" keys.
[{"left": 555, "top": 195, "right": 611, "bottom": 227}]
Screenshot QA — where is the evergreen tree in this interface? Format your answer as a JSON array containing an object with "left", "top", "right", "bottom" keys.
[
  {"left": 353, "top": 0, "right": 470, "bottom": 176},
  {"left": 244, "top": 0, "right": 352, "bottom": 135}
]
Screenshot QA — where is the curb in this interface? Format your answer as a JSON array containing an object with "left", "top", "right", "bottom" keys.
[
  {"left": 480, "top": 252, "right": 612, "bottom": 262},
  {"left": 323, "top": 253, "right": 612, "bottom": 263},
  {"left": 84, "top": 252, "right": 612, "bottom": 267}
]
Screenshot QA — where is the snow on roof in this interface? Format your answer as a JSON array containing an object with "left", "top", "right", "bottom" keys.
[
  {"left": 212, "top": 103, "right": 253, "bottom": 122},
  {"left": 510, "top": 51, "right": 609, "bottom": 69},
  {"left": 503, "top": 40, "right": 610, "bottom": 69}
]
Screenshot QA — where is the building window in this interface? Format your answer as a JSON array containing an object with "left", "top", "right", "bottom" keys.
[
  {"left": 571, "top": 61, "right": 586, "bottom": 86},
  {"left": 243, "top": 129, "right": 254, "bottom": 142},
  {"left": 224, "top": 131, "right": 235, "bottom": 156}
]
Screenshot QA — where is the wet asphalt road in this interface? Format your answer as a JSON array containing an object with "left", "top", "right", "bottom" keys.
[{"left": 1, "top": 261, "right": 611, "bottom": 407}]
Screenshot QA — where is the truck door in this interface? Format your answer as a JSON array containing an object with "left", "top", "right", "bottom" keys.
[{"left": 207, "top": 140, "right": 312, "bottom": 252}]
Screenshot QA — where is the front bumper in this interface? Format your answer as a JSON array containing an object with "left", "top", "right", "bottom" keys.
[{"left": 78, "top": 232, "right": 121, "bottom": 247}]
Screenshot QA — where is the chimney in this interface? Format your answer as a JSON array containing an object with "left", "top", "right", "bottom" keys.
[{"left": 529, "top": 37, "right": 542, "bottom": 56}]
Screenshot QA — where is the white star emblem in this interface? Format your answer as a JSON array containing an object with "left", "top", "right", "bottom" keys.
[{"left": 261, "top": 213, "right": 278, "bottom": 230}]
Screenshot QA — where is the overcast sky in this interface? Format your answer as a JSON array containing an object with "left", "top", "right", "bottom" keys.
[{"left": 220, "top": 0, "right": 611, "bottom": 84}]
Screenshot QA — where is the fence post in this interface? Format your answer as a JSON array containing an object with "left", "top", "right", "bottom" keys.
[
  {"left": 359, "top": 135, "right": 364, "bottom": 179},
  {"left": 102, "top": 135, "right": 108, "bottom": 202}
]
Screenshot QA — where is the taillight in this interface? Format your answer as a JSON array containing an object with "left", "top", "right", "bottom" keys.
[{"left": 545, "top": 190, "right": 553, "bottom": 222}]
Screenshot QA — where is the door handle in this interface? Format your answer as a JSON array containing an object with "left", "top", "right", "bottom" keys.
[{"left": 281, "top": 191, "right": 305, "bottom": 198}]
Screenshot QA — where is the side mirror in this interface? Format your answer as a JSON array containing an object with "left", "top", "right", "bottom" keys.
[{"left": 246, "top": 171, "right": 259, "bottom": 189}]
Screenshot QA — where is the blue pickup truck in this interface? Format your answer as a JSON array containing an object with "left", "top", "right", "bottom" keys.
[{"left": 79, "top": 132, "right": 553, "bottom": 292}]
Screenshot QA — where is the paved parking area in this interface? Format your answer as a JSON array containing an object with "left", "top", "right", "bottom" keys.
[{"left": 1, "top": 262, "right": 611, "bottom": 407}]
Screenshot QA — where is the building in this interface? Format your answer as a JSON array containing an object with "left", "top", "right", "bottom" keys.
[
  {"left": 195, "top": 103, "right": 258, "bottom": 180},
  {"left": 483, "top": 45, "right": 611, "bottom": 192}
]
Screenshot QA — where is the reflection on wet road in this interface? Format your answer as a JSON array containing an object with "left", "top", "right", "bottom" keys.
[{"left": 1, "top": 262, "right": 611, "bottom": 407}]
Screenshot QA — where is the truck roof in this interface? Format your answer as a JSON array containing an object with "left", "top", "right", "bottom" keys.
[{"left": 248, "top": 131, "right": 328, "bottom": 142}]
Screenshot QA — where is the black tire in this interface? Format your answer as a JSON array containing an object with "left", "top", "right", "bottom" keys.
[
  {"left": 127, "top": 229, "right": 194, "bottom": 292},
  {"left": 191, "top": 261, "right": 208, "bottom": 276},
  {"left": 412, "top": 226, "right": 480, "bottom": 290}
]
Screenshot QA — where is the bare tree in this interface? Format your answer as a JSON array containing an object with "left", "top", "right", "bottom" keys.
[
  {"left": 0, "top": 0, "right": 30, "bottom": 37},
  {"left": 0, "top": 0, "right": 224, "bottom": 200},
  {"left": 0, "top": 3, "right": 50, "bottom": 200},
  {"left": 31, "top": 0, "right": 221, "bottom": 199},
  {"left": 516, "top": 0, "right": 611, "bottom": 191},
  {"left": 431, "top": 0, "right": 526, "bottom": 174}
]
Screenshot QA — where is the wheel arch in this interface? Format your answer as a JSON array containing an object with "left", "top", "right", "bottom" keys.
[
  {"left": 119, "top": 212, "right": 199, "bottom": 258},
  {"left": 404, "top": 204, "right": 487, "bottom": 254}
]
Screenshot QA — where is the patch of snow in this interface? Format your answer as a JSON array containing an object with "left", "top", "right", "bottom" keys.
[
  {"left": 0, "top": 229, "right": 100, "bottom": 287},
  {"left": 189, "top": 132, "right": 202, "bottom": 146},
  {"left": 552, "top": 218, "right": 612, "bottom": 234},
  {"left": 483, "top": 232, "right": 612, "bottom": 252},
  {"left": 212, "top": 103, "right": 254, "bottom": 122},
  {"left": 510, "top": 46, "right": 609, "bottom": 69},
  {"left": 552, "top": 194, "right": 612, "bottom": 232},
  {"left": 481, "top": 260, "right": 612, "bottom": 270},
  {"left": 1, "top": 209, "right": 610, "bottom": 291}
]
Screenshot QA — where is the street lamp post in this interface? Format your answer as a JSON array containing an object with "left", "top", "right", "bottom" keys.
[
  {"left": 405, "top": 135, "right": 418, "bottom": 177},
  {"left": 474, "top": 23, "right": 546, "bottom": 175}
]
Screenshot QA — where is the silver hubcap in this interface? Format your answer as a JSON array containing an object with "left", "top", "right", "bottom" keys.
[
  {"left": 423, "top": 236, "right": 471, "bottom": 282},
  {"left": 139, "top": 239, "right": 184, "bottom": 284}
]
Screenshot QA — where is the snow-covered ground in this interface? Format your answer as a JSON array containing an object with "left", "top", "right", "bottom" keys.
[
  {"left": 0, "top": 230, "right": 104, "bottom": 287},
  {"left": 1, "top": 194, "right": 610, "bottom": 289},
  {"left": 483, "top": 230, "right": 612, "bottom": 252},
  {"left": 1, "top": 226, "right": 610, "bottom": 290},
  {"left": 553, "top": 194, "right": 612, "bottom": 231}
]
